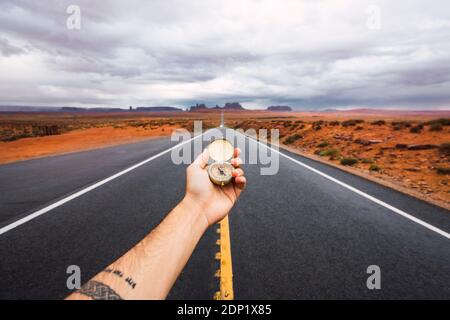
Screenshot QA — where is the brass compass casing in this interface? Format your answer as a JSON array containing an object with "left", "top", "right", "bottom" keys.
[{"left": 207, "top": 138, "right": 234, "bottom": 186}]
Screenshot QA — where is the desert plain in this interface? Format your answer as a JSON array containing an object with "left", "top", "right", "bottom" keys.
[{"left": 0, "top": 109, "right": 448, "bottom": 209}]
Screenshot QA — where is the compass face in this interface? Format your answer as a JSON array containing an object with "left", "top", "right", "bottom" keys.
[{"left": 207, "top": 162, "right": 233, "bottom": 186}]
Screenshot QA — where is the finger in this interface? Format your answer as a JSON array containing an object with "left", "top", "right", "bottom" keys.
[
  {"left": 232, "top": 168, "right": 244, "bottom": 177},
  {"left": 193, "top": 148, "right": 209, "bottom": 169},
  {"left": 235, "top": 176, "right": 246, "bottom": 190},
  {"left": 231, "top": 157, "right": 242, "bottom": 168},
  {"left": 233, "top": 147, "right": 241, "bottom": 158}
]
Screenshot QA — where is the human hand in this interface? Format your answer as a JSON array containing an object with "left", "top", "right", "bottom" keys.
[{"left": 183, "top": 148, "right": 246, "bottom": 226}]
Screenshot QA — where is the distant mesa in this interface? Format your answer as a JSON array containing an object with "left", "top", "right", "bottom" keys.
[
  {"left": 61, "top": 106, "right": 181, "bottom": 112},
  {"left": 61, "top": 107, "right": 86, "bottom": 112},
  {"left": 189, "top": 102, "right": 245, "bottom": 111},
  {"left": 60, "top": 107, "right": 133, "bottom": 112},
  {"left": 223, "top": 102, "right": 244, "bottom": 110},
  {"left": 0, "top": 105, "right": 181, "bottom": 113},
  {"left": 0, "top": 105, "right": 60, "bottom": 112},
  {"left": 136, "top": 106, "right": 181, "bottom": 112},
  {"left": 189, "top": 103, "right": 209, "bottom": 111},
  {"left": 266, "top": 106, "right": 292, "bottom": 112},
  {"left": 61, "top": 107, "right": 126, "bottom": 112}
]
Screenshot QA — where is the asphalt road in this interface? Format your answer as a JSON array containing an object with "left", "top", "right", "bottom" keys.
[{"left": 0, "top": 128, "right": 449, "bottom": 299}]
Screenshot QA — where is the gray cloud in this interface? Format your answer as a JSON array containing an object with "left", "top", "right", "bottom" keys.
[
  {"left": 0, "top": 0, "right": 450, "bottom": 109},
  {"left": 0, "top": 37, "right": 25, "bottom": 56}
]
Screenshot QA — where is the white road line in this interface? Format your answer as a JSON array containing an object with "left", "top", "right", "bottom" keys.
[
  {"left": 0, "top": 133, "right": 204, "bottom": 236},
  {"left": 236, "top": 130, "right": 450, "bottom": 240}
]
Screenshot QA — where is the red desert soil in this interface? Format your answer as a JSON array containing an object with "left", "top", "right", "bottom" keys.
[
  {"left": 0, "top": 125, "right": 178, "bottom": 164},
  {"left": 231, "top": 115, "right": 449, "bottom": 210}
]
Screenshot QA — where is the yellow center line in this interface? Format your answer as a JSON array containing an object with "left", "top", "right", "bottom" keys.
[{"left": 214, "top": 215, "right": 234, "bottom": 300}]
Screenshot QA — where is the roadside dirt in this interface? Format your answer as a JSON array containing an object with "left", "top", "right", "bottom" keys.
[
  {"left": 231, "top": 117, "right": 450, "bottom": 210},
  {"left": 0, "top": 125, "right": 178, "bottom": 164}
]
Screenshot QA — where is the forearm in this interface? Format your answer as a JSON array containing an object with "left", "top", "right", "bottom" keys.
[{"left": 67, "top": 197, "right": 208, "bottom": 300}]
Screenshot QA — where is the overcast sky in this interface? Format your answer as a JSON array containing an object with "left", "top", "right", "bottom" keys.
[{"left": 0, "top": 0, "right": 450, "bottom": 110}]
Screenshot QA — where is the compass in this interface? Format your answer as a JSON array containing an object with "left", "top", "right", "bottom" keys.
[{"left": 207, "top": 138, "right": 234, "bottom": 186}]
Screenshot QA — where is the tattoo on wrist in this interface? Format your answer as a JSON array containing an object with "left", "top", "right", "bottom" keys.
[
  {"left": 77, "top": 280, "right": 122, "bottom": 300},
  {"left": 103, "top": 268, "right": 137, "bottom": 289}
]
